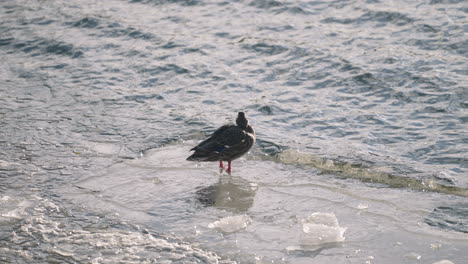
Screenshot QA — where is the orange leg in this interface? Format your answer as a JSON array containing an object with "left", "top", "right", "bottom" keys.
[
  {"left": 226, "top": 161, "right": 232, "bottom": 173},
  {"left": 219, "top": 161, "right": 224, "bottom": 168}
]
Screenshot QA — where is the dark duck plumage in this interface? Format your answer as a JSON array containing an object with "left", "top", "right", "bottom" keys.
[{"left": 187, "top": 112, "right": 255, "bottom": 173}]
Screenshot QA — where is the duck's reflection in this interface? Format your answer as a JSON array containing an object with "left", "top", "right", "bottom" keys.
[{"left": 196, "top": 174, "right": 256, "bottom": 213}]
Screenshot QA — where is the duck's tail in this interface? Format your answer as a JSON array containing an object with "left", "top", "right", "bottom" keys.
[{"left": 186, "top": 149, "right": 219, "bottom": 161}]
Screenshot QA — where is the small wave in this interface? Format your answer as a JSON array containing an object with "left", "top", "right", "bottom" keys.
[
  {"left": 336, "top": 72, "right": 386, "bottom": 95},
  {"left": 249, "top": 0, "right": 283, "bottom": 9},
  {"left": 70, "top": 17, "right": 100, "bottom": 28},
  {"left": 321, "top": 17, "right": 355, "bottom": 25},
  {"left": 137, "top": 64, "right": 190, "bottom": 75},
  {"left": 266, "top": 149, "right": 468, "bottom": 197},
  {"left": 446, "top": 39, "right": 468, "bottom": 57},
  {"left": 130, "top": 0, "right": 202, "bottom": 6},
  {"left": 322, "top": 10, "right": 415, "bottom": 26},
  {"left": 248, "top": 0, "right": 307, "bottom": 14},
  {"left": 254, "top": 139, "right": 285, "bottom": 157},
  {"left": 4, "top": 37, "right": 83, "bottom": 58},
  {"left": 67, "top": 17, "right": 157, "bottom": 41},
  {"left": 161, "top": 41, "right": 184, "bottom": 49},
  {"left": 29, "top": 17, "right": 55, "bottom": 25},
  {"left": 242, "top": 43, "right": 288, "bottom": 56},
  {"left": 425, "top": 203, "right": 468, "bottom": 233},
  {"left": 405, "top": 37, "right": 468, "bottom": 57},
  {"left": 0, "top": 37, "right": 14, "bottom": 46},
  {"left": 360, "top": 10, "right": 415, "bottom": 26},
  {"left": 416, "top": 24, "right": 440, "bottom": 33},
  {"left": 429, "top": 0, "right": 466, "bottom": 4},
  {"left": 101, "top": 26, "right": 156, "bottom": 40},
  {"left": 258, "top": 105, "right": 274, "bottom": 115},
  {"left": 101, "top": 93, "right": 164, "bottom": 105},
  {"left": 44, "top": 41, "right": 83, "bottom": 58},
  {"left": 258, "top": 24, "right": 295, "bottom": 32},
  {"left": 250, "top": 103, "right": 293, "bottom": 116}
]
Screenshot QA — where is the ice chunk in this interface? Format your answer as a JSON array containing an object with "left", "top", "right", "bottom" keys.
[
  {"left": 299, "top": 212, "right": 346, "bottom": 246},
  {"left": 357, "top": 203, "right": 369, "bottom": 210},
  {"left": 405, "top": 252, "right": 421, "bottom": 260},
  {"left": 208, "top": 215, "right": 252, "bottom": 233},
  {"left": 432, "top": 261, "right": 454, "bottom": 264}
]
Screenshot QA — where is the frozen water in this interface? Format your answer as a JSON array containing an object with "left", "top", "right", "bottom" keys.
[
  {"left": 432, "top": 261, "right": 455, "bottom": 264},
  {"left": 60, "top": 142, "right": 468, "bottom": 263},
  {"left": 208, "top": 215, "right": 252, "bottom": 233},
  {"left": 357, "top": 203, "right": 369, "bottom": 210},
  {"left": 300, "top": 212, "right": 347, "bottom": 246}
]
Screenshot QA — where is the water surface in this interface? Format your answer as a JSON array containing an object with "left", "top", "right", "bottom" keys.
[{"left": 1, "top": 0, "right": 467, "bottom": 263}]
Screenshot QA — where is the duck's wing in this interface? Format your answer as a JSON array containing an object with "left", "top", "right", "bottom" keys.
[
  {"left": 187, "top": 125, "right": 249, "bottom": 161},
  {"left": 190, "top": 125, "right": 234, "bottom": 151}
]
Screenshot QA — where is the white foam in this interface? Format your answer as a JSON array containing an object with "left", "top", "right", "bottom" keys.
[
  {"left": 1, "top": 195, "right": 229, "bottom": 263},
  {"left": 0, "top": 195, "right": 31, "bottom": 222},
  {"left": 299, "top": 212, "right": 346, "bottom": 246},
  {"left": 208, "top": 215, "right": 252, "bottom": 233}
]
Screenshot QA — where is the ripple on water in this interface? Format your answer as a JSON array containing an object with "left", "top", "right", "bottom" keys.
[
  {"left": 425, "top": 203, "right": 468, "bottom": 233},
  {"left": 69, "top": 17, "right": 100, "bottom": 28},
  {"left": 4, "top": 37, "right": 83, "bottom": 58},
  {"left": 321, "top": 10, "right": 415, "bottom": 26},
  {"left": 1, "top": 0, "right": 468, "bottom": 262},
  {"left": 242, "top": 43, "right": 288, "bottom": 55},
  {"left": 67, "top": 16, "right": 158, "bottom": 41},
  {"left": 359, "top": 10, "right": 415, "bottom": 26},
  {"left": 130, "top": 0, "right": 202, "bottom": 6}
]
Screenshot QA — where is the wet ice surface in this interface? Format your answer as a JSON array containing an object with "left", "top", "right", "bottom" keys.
[{"left": 59, "top": 142, "right": 468, "bottom": 263}]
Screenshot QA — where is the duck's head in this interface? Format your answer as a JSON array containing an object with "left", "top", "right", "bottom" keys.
[{"left": 236, "top": 112, "right": 249, "bottom": 129}]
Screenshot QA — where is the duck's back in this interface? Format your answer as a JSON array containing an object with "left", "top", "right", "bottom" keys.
[{"left": 187, "top": 124, "right": 255, "bottom": 161}]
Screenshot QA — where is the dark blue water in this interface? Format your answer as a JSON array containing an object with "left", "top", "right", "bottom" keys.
[{"left": 1, "top": 0, "right": 467, "bottom": 263}]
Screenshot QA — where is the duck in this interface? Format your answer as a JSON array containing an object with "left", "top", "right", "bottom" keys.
[{"left": 187, "top": 112, "right": 255, "bottom": 173}]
